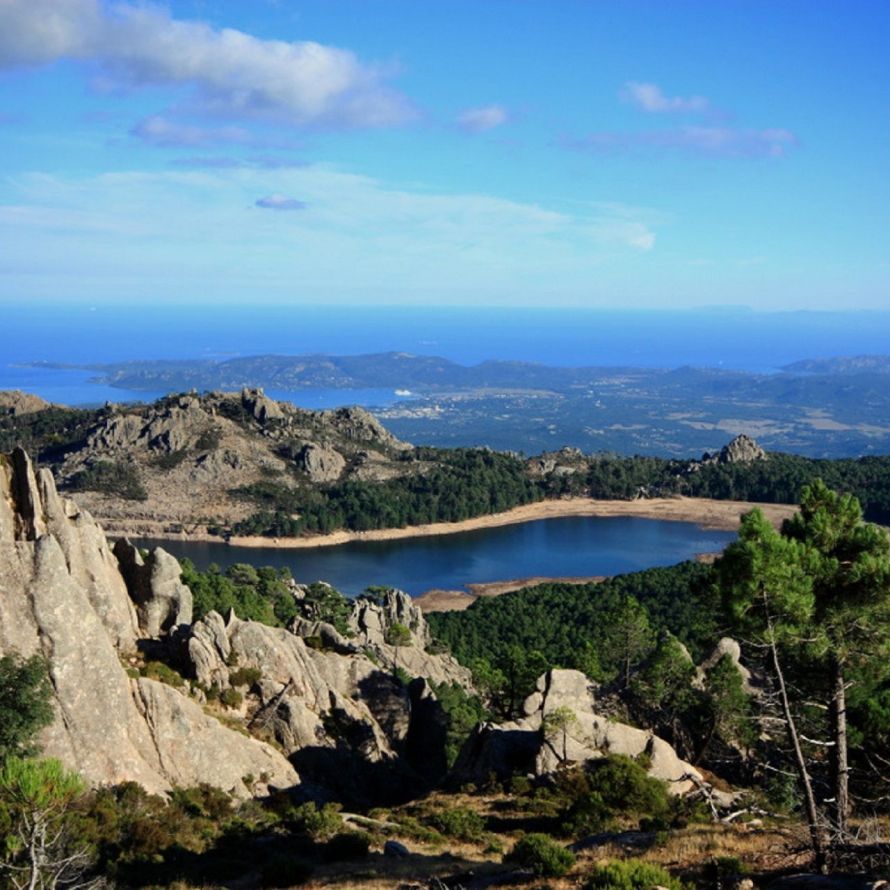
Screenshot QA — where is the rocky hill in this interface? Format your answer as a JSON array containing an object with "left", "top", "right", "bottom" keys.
[{"left": 0, "top": 388, "right": 415, "bottom": 538}]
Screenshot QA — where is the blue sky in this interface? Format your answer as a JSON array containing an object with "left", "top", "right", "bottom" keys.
[{"left": 1, "top": 0, "right": 888, "bottom": 309}]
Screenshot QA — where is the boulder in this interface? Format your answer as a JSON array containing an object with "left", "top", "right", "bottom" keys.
[
  {"left": 114, "top": 538, "right": 193, "bottom": 638},
  {"left": 716, "top": 434, "right": 766, "bottom": 464},
  {"left": 294, "top": 442, "right": 346, "bottom": 482},
  {"left": 453, "top": 669, "right": 702, "bottom": 795},
  {"left": 695, "top": 637, "right": 756, "bottom": 695},
  {"left": 349, "top": 588, "right": 471, "bottom": 687},
  {"left": 241, "top": 387, "right": 284, "bottom": 423}
]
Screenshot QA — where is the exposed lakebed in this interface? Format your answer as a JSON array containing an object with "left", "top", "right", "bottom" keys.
[{"left": 139, "top": 515, "right": 735, "bottom": 598}]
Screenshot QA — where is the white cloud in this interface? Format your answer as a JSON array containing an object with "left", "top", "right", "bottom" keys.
[
  {"left": 255, "top": 194, "right": 306, "bottom": 211},
  {"left": 0, "top": 0, "right": 412, "bottom": 129},
  {"left": 131, "top": 115, "right": 254, "bottom": 147},
  {"left": 621, "top": 81, "right": 710, "bottom": 114},
  {"left": 457, "top": 105, "right": 509, "bottom": 133},
  {"left": 565, "top": 126, "right": 796, "bottom": 158},
  {"left": 0, "top": 166, "right": 660, "bottom": 300}
]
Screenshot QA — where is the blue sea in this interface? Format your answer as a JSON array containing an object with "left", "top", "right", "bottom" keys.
[{"left": 4, "top": 303, "right": 890, "bottom": 407}]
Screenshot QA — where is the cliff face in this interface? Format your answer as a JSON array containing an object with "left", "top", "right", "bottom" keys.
[
  {"left": 0, "top": 447, "right": 297, "bottom": 796},
  {"left": 0, "top": 447, "right": 468, "bottom": 801}
]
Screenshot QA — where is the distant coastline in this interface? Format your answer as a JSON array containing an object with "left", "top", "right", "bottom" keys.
[{"left": 112, "top": 495, "right": 798, "bottom": 550}]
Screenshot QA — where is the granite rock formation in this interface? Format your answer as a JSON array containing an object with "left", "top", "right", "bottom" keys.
[
  {"left": 453, "top": 668, "right": 702, "bottom": 795},
  {"left": 42, "top": 389, "right": 413, "bottom": 538},
  {"left": 0, "top": 447, "right": 296, "bottom": 797}
]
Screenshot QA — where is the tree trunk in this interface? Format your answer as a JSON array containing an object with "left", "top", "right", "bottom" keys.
[
  {"left": 831, "top": 655, "right": 850, "bottom": 838},
  {"left": 769, "top": 633, "right": 827, "bottom": 872}
]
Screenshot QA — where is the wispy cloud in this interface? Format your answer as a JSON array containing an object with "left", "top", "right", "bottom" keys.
[
  {"left": 130, "top": 115, "right": 254, "bottom": 148},
  {"left": 255, "top": 194, "right": 307, "bottom": 211},
  {"left": 564, "top": 126, "right": 796, "bottom": 159},
  {"left": 0, "top": 0, "right": 413, "bottom": 129},
  {"left": 0, "top": 166, "right": 661, "bottom": 300},
  {"left": 171, "top": 155, "right": 307, "bottom": 170},
  {"left": 621, "top": 81, "right": 709, "bottom": 114},
  {"left": 457, "top": 105, "right": 509, "bottom": 133}
]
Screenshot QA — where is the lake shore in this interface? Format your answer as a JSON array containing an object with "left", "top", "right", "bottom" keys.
[
  {"left": 414, "top": 575, "right": 608, "bottom": 613},
  {"left": 114, "top": 495, "right": 797, "bottom": 549}
]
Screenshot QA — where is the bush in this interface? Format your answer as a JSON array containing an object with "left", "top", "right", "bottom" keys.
[
  {"left": 152, "top": 449, "right": 189, "bottom": 470},
  {"left": 323, "top": 831, "right": 372, "bottom": 861},
  {"left": 584, "top": 860, "right": 688, "bottom": 890},
  {"left": 283, "top": 802, "right": 343, "bottom": 841},
  {"left": 140, "top": 660, "right": 185, "bottom": 689},
  {"left": 260, "top": 854, "right": 314, "bottom": 888},
  {"left": 428, "top": 806, "right": 486, "bottom": 841},
  {"left": 195, "top": 427, "right": 222, "bottom": 451},
  {"left": 229, "top": 666, "right": 262, "bottom": 688},
  {"left": 219, "top": 687, "right": 243, "bottom": 709},
  {"left": 548, "top": 756, "right": 671, "bottom": 838},
  {"left": 583, "top": 755, "right": 670, "bottom": 819},
  {"left": 702, "top": 856, "right": 747, "bottom": 888},
  {"left": 505, "top": 833, "right": 576, "bottom": 877}
]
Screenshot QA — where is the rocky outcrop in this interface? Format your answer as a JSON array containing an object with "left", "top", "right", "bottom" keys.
[
  {"left": 187, "top": 610, "right": 409, "bottom": 760},
  {"left": 114, "top": 538, "right": 193, "bottom": 637},
  {"left": 134, "top": 678, "right": 296, "bottom": 796},
  {"left": 322, "top": 406, "right": 410, "bottom": 452},
  {"left": 526, "top": 446, "right": 587, "bottom": 478},
  {"left": 294, "top": 442, "right": 346, "bottom": 482},
  {"left": 703, "top": 434, "right": 766, "bottom": 465},
  {"left": 695, "top": 637, "right": 756, "bottom": 695},
  {"left": 0, "top": 448, "right": 297, "bottom": 797},
  {"left": 39, "top": 389, "right": 413, "bottom": 536},
  {"left": 349, "top": 588, "right": 471, "bottom": 687},
  {"left": 0, "top": 390, "right": 53, "bottom": 415},
  {"left": 453, "top": 669, "right": 702, "bottom": 794},
  {"left": 241, "top": 387, "right": 284, "bottom": 423}
]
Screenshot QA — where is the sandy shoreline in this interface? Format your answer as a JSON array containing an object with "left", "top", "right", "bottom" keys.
[
  {"left": 106, "top": 495, "right": 797, "bottom": 549},
  {"left": 415, "top": 575, "right": 608, "bottom": 613}
]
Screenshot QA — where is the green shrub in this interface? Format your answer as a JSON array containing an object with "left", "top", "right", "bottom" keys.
[
  {"left": 562, "top": 790, "right": 612, "bottom": 836},
  {"left": 702, "top": 856, "right": 747, "bottom": 888},
  {"left": 260, "top": 854, "right": 314, "bottom": 888},
  {"left": 285, "top": 802, "right": 343, "bottom": 840},
  {"left": 229, "top": 666, "right": 262, "bottom": 688},
  {"left": 140, "top": 661, "right": 185, "bottom": 689},
  {"left": 584, "top": 859, "right": 688, "bottom": 890},
  {"left": 323, "top": 831, "right": 372, "bottom": 861},
  {"left": 219, "top": 687, "right": 243, "bottom": 709},
  {"left": 152, "top": 449, "right": 189, "bottom": 470},
  {"left": 428, "top": 806, "right": 486, "bottom": 841},
  {"left": 583, "top": 755, "right": 670, "bottom": 819},
  {"left": 505, "top": 833, "right": 575, "bottom": 877}
]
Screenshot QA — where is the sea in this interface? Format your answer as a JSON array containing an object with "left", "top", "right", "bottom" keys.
[{"left": 3, "top": 303, "right": 890, "bottom": 408}]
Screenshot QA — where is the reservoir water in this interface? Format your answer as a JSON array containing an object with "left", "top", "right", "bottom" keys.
[{"left": 139, "top": 515, "right": 735, "bottom": 598}]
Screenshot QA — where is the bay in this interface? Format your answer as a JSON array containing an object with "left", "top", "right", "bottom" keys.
[{"left": 138, "top": 515, "right": 735, "bottom": 598}]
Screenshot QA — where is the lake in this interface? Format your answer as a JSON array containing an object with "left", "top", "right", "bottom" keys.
[{"left": 138, "top": 515, "right": 735, "bottom": 598}]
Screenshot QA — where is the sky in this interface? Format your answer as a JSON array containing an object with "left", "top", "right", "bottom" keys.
[{"left": 0, "top": 0, "right": 888, "bottom": 310}]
